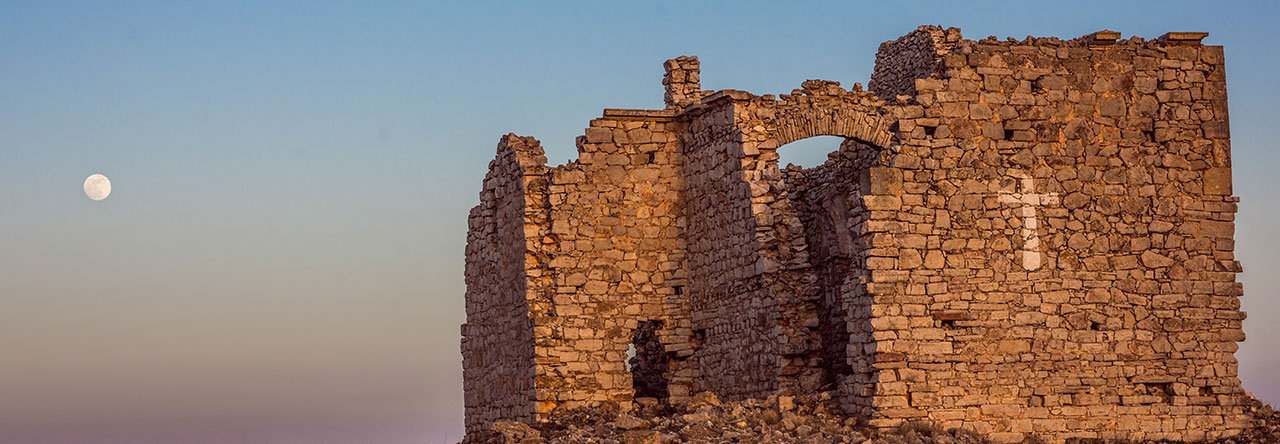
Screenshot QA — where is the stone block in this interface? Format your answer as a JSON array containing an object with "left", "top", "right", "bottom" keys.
[
  {"left": 1204, "top": 121, "right": 1230, "bottom": 139},
  {"left": 1141, "top": 251, "right": 1175, "bottom": 268},
  {"left": 1158, "top": 32, "right": 1209, "bottom": 46},
  {"left": 584, "top": 127, "right": 613, "bottom": 143},
  {"left": 1203, "top": 167, "right": 1232, "bottom": 195},
  {"left": 932, "top": 311, "right": 969, "bottom": 321},
  {"left": 863, "top": 195, "right": 902, "bottom": 211},
  {"left": 865, "top": 167, "right": 904, "bottom": 195},
  {"left": 1099, "top": 96, "right": 1127, "bottom": 117}
]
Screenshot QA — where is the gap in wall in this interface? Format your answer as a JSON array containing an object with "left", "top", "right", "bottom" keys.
[{"left": 777, "top": 135, "right": 845, "bottom": 169}]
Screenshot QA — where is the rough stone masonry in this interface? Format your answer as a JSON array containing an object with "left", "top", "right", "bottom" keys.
[{"left": 461, "top": 26, "right": 1252, "bottom": 443}]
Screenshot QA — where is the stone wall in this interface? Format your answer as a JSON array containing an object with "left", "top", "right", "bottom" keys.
[
  {"left": 664, "top": 56, "right": 709, "bottom": 110},
  {"left": 464, "top": 116, "right": 694, "bottom": 427},
  {"left": 678, "top": 94, "right": 783, "bottom": 399},
  {"left": 461, "top": 135, "right": 548, "bottom": 433},
  {"left": 536, "top": 109, "right": 692, "bottom": 413},
  {"left": 858, "top": 30, "right": 1247, "bottom": 442}
]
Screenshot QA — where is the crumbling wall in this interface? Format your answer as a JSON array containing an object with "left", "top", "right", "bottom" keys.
[
  {"left": 869, "top": 25, "right": 960, "bottom": 101},
  {"left": 733, "top": 92, "right": 827, "bottom": 394},
  {"left": 461, "top": 134, "right": 549, "bottom": 433},
  {"left": 742, "top": 82, "right": 897, "bottom": 394},
  {"left": 784, "top": 160, "right": 850, "bottom": 385},
  {"left": 861, "top": 31, "right": 1248, "bottom": 442}
]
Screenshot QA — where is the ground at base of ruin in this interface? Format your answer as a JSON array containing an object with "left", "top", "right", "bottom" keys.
[{"left": 464, "top": 391, "right": 1280, "bottom": 444}]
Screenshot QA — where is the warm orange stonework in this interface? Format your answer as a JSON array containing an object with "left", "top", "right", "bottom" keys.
[{"left": 461, "top": 26, "right": 1251, "bottom": 442}]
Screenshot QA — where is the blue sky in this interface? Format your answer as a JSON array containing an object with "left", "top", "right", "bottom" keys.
[{"left": 1, "top": 1, "right": 1277, "bottom": 443}]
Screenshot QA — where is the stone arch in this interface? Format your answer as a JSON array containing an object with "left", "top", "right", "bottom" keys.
[{"left": 772, "top": 106, "right": 894, "bottom": 150}]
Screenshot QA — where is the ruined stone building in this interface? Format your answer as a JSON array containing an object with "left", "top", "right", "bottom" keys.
[{"left": 461, "top": 26, "right": 1251, "bottom": 442}]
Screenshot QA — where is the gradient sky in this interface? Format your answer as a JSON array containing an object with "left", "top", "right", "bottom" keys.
[{"left": 2, "top": 1, "right": 1277, "bottom": 443}]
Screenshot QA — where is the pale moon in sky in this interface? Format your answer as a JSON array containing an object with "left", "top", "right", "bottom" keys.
[{"left": 83, "top": 174, "right": 111, "bottom": 201}]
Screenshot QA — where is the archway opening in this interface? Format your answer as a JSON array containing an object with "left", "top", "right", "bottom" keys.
[
  {"left": 776, "top": 135, "right": 847, "bottom": 169},
  {"left": 775, "top": 135, "right": 876, "bottom": 394}
]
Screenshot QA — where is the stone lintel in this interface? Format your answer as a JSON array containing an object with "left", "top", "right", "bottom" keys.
[
  {"left": 1159, "top": 32, "right": 1210, "bottom": 45},
  {"left": 876, "top": 351, "right": 906, "bottom": 362},
  {"left": 700, "top": 89, "right": 754, "bottom": 105},
  {"left": 1083, "top": 30, "right": 1121, "bottom": 46},
  {"left": 602, "top": 108, "right": 678, "bottom": 122}
]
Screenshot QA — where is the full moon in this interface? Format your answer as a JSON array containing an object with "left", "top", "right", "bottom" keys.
[{"left": 83, "top": 174, "right": 111, "bottom": 201}]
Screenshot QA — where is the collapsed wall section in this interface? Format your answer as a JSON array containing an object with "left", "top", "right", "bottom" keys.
[
  {"left": 863, "top": 32, "right": 1248, "bottom": 442},
  {"left": 461, "top": 134, "right": 550, "bottom": 433}
]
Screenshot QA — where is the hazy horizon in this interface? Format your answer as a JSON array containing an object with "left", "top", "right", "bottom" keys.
[{"left": 2, "top": 1, "right": 1278, "bottom": 443}]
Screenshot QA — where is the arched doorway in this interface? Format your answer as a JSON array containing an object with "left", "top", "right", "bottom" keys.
[{"left": 774, "top": 135, "right": 874, "bottom": 394}]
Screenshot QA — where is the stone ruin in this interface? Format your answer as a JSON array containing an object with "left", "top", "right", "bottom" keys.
[{"left": 461, "top": 26, "right": 1251, "bottom": 442}]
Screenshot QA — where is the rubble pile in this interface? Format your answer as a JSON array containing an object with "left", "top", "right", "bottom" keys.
[
  {"left": 466, "top": 391, "right": 1280, "bottom": 444},
  {"left": 471, "top": 391, "right": 994, "bottom": 444},
  {"left": 1219, "top": 398, "right": 1280, "bottom": 443}
]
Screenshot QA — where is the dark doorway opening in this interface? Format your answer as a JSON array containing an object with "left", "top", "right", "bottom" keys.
[{"left": 628, "top": 320, "right": 670, "bottom": 399}]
